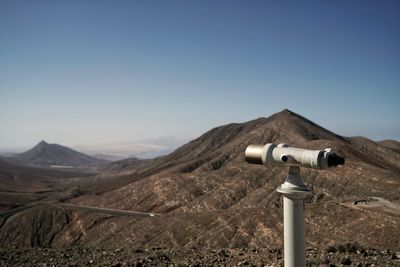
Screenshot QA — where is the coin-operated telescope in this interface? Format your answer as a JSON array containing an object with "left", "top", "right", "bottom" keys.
[{"left": 245, "top": 143, "right": 345, "bottom": 267}]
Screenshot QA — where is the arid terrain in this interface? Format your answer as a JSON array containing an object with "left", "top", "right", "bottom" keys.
[{"left": 1, "top": 109, "right": 399, "bottom": 266}]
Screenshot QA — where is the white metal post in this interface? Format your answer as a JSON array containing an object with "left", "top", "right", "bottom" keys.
[
  {"left": 277, "top": 167, "right": 310, "bottom": 267},
  {"left": 282, "top": 195, "right": 305, "bottom": 267}
]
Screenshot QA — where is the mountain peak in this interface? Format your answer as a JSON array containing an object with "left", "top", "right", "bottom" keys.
[
  {"left": 276, "top": 108, "right": 302, "bottom": 118},
  {"left": 37, "top": 140, "right": 49, "bottom": 146},
  {"left": 281, "top": 108, "right": 294, "bottom": 114},
  {"left": 33, "top": 140, "right": 53, "bottom": 152}
]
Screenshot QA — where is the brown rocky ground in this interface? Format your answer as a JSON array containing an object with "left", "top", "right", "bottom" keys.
[{"left": 1, "top": 245, "right": 400, "bottom": 266}]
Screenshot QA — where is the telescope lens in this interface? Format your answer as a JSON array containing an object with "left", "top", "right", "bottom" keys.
[
  {"left": 327, "top": 153, "right": 345, "bottom": 167},
  {"left": 245, "top": 145, "right": 264, "bottom": 165}
]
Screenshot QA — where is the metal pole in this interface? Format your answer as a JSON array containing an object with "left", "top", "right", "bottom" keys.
[
  {"left": 277, "top": 167, "right": 310, "bottom": 267},
  {"left": 282, "top": 195, "right": 305, "bottom": 267}
]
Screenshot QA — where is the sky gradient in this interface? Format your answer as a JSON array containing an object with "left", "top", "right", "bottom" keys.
[{"left": 1, "top": 1, "right": 399, "bottom": 150}]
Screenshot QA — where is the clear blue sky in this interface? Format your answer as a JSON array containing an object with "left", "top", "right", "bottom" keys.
[{"left": 0, "top": 0, "right": 399, "bottom": 149}]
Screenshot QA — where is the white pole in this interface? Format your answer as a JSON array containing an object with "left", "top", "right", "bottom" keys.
[
  {"left": 283, "top": 195, "right": 305, "bottom": 267},
  {"left": 277, "top": 167, "right": 310, "bottom": 267}
]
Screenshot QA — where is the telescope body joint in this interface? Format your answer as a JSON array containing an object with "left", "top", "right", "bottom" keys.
[{"left": 276, "top": 166, "right": 311, "bottom": 199}]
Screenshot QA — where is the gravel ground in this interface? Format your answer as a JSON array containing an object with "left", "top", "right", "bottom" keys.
[{"left": 1, "top": 245, "right": 400, "bottom": 267}]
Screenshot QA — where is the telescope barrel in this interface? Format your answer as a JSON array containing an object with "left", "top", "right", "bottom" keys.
[{"left": 244, "top": 143, "right": 345, "bottom": 169}]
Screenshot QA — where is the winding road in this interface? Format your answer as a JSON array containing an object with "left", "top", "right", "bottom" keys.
[{"left": 0, "top": 201, "right": 159, "bottom": 219}]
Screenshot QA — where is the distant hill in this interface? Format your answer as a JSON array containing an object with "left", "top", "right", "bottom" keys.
[
  {"left": 378, "top": 139, "right": 400, "bottom": 154},
  {"left": 10, "top": 141, "right": 108, "bottom": 168}
]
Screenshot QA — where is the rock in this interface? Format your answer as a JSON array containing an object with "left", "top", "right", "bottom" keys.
[
  {"left": 218, "top": 249, "right": 229, "bottom": 257},
  {"left": 339, "top": 256, "right": 351, "bottom": 265}
]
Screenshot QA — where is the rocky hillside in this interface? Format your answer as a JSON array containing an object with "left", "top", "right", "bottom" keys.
[
  {"left": 1, "top": 109, "right": 399, "bottom": 254},
  {"left": 379, "top": 139, "right": 400, "bottom": 154}
]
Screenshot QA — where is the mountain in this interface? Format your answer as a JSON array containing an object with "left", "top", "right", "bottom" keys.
[
  {"left": 10, "top": 141, "right": 108, "bottom": 168},
  {"left": 1, "top": 109, "right": 399, "bottom": 253}
]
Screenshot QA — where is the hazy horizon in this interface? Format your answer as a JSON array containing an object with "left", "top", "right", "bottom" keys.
[
  {"left": 0, "top": 135, "right": 188, "bottom": 153},
  {"left": 1, "top": 1, "right": 399, "bottom": 149}
]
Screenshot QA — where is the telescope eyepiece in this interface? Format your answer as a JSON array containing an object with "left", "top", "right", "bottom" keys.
[{"left": 327, "top": 153, "right": 345, "bottom": 167}]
